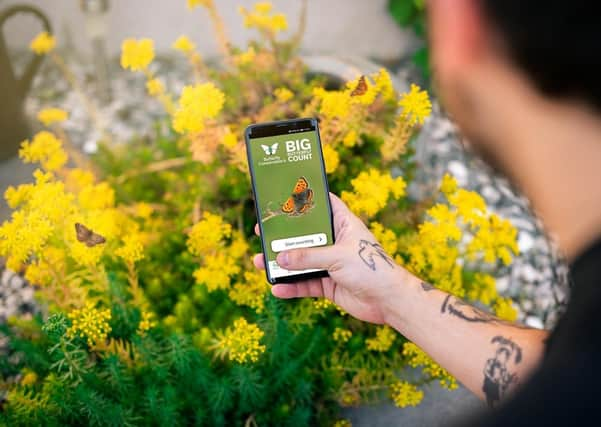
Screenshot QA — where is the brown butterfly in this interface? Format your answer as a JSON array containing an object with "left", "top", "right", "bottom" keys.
[
  {"left": 350, "top": 75, "right": 368, "bottom": 97},
  {"left": 75, "top": 223, "right": 106, "bottom": 247},
  {"left": 282, "top": 176, "right": 314, "bottom": 215}
]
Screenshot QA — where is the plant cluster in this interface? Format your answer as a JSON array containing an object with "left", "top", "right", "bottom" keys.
[{"left": 1, "top": 1, "right": 518, "bottom": 425}]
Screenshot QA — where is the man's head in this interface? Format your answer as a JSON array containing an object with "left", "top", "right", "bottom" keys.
[
  {"left": 427, "top": 0, "right": 601, "bottom": 171},
  {"left": 427, "top": 0, "right": 601, "bottom": 259}
]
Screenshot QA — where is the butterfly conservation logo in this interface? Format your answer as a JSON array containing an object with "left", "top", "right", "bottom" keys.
[
  {"left": 259, "top": 142, "right": 285, "bottom": 166},
  {"left": 261, "top": 143, "right": 279, "bottom": 156}
]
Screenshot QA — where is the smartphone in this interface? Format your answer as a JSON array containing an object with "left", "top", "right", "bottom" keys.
[{"left": 245, "top": 118, "right": 335, "bottom": 284}]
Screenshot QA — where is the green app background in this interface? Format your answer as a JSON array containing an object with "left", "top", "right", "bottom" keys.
[{"left": 249, "top": 130, "right": 333, "bottom": 271}]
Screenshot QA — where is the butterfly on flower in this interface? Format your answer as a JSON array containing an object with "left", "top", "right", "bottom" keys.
[
  {"left": 261, "top": 143, "right": 279, "bottom": 156},
  {"left": 75, "top": 223, "right": 106, "bottom": 247},
  {"left": 282, "top": 176, "right": 314, "bottom": 215},
  {"left": 350, "top": 75, "right": 368, "bottom": 97}
]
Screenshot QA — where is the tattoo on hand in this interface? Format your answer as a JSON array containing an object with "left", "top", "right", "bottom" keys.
[
  {"left": 421, "top": 282, "right": 435, "bottom": 292},
  {"left": 482, "top": 336, "right": 522, "bottom": 407},
  {"left": 358, "top": 240, "right": 394, "bottom": 271}
]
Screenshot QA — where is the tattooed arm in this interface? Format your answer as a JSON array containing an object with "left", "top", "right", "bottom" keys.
[
  {"left": 253, "top": 193, "right": 548, "bottom": 406},
  {"left": 384, "top": 280, "right": 547, "bottom": 406}
]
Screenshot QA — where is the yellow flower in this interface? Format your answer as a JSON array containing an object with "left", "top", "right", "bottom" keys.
[
  {"left": 341, "top": 169, "right": 406, "bottom": 218},
  {"left": 172, "top": 83, "right": 225, "bottom": 134},
  {"left": 390, "top": 381, "right": 424, "bottom": 408},
  {"left": 370, "top": 222, "right": 398, "bottom": 255},
  {"left": 187, "top": 212, "right": 232, "bottom": 256},
  {"left": 37, "top": 108, "right": 68, "bottom": 126},
  {"left": 333, "top": 327, "right": 352, "bottom": 343},
  {"left": 322, "top": 144, "right": 340, "bottom": 174},
  {"left": 374, "top": 68, "right": 395, "bottom": 101},
  {"left": 448, "top": 189, "right": 486, "bottom": 225},
  {"left": 467, "top": 273, "right": 497, "bottom": 305},
  {"left": 403, "top": 342, "right": 457, "bottom": 389},
  {"left": 24, "top": 246, "right": 66, "bottom": 286},
  {"left": 120, "top": 38, "right": 154, "bottom": 71},
  {"left": 229, "top": 270, "right": 270, "bottom": 313},
  {"left": 254, "top": 2, "right": 272, "bottom": 14},
  {"left": 343, "top": 130, "right": 359, "bottom": 148},
  {"left": 19, "top": 131, "right": 68, "bottom": 172},
  {"left": 494, "top": 297, "right": 518, "bottom": 322},
  {"left": 0, "top": 170, "right": 75, "bottom": 269},
  {"left": 234, "top": 46, "right": 256, "bottom": 66},
  {"left": 134, "top": 202, "right": 154, "bottom": 220},
  {"left": 333, "top": 420, "right": 352, "bottom": 427},
  {"left": 312, "top": 87, "right": 352, "bottom": 119},
  {"left": 20, "top": 370, "right": 38, "bottom": 387},
  {"left": 187, "top": 0, "right": 213, "bottom": 9},
  {"left": 78, "top": 182, "right": 115, "bottom": 210},
  {"left": 469, "top": 214, "right": 519, "bottom": 265},
  {"left": 172, "top": 35, "right": 196, "bottom": 53},
  {"left": 193, "top": 253, "right": 240, "bottom": 291},
  {"left": 313, "top": 298, "right": 334, "bottom": 310},
  {"left": 67, "top": 302, "right": 112, "bottom": 346},
  {"left": 399, "top": 84, "right": 432, "bottom": 126},
  {"left": 365, "top": 325, "right": 395, "bottom": 352},
  {"left": 222, "top": 131, "right": 238, "bottom": 148},
  {"left": 274, "top": 87, "right": 293, "bottom": 102},
  {"left": 137, "top": 311, "right": 156, "bottom": 335},
  {"left": 239, "top": 2, "right": 288, "bottom": 35},
  {"left": 65, "top": 168, "right": 95, "bottom": 192},
  {"left": 146, "top": 78, "right": 164, "bottom": 96},
  {"left": 213, "top": 317, "right": 266, "bottom": 364},
  {"left": 29, "top": 31, "right": 56, "bottom": 55},
  {"left": 4, "top": 184, "right": 33, "bottom": 209},
  {"left": 115, "top": 233, "right": 145, "bottom": 264},
  {"left": 440, "top": 173, "right": 458, "bottom": 196}
]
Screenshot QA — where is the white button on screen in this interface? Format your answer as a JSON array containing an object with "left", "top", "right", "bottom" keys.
[{"left": 271, "top": 233, "right": 327, "bottom": 253}]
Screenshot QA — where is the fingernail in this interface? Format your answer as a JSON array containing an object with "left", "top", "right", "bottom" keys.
[{"left": 277, "top": 252, "right": 289, "bottom": 267}]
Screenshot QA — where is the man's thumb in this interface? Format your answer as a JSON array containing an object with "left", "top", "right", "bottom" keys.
[{"left": 276, "top": 245, "right": 339, "bottom": 271}]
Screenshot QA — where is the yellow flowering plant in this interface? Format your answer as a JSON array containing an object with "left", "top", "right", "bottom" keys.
[{"left": 1, "top": 1, "right": 522, "bottom": 425}]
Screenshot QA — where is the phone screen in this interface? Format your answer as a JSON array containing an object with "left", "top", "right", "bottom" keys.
[{"left": 245, "top": 118, "right": 335, "bottom": 283}]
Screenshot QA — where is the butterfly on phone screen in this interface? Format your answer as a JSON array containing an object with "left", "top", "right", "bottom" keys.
[
  {"left": 350, "top": 75, "right": 368, "bottom": 97},
  {"left": 261, "top": 142, "right": 279, "bottom": 156},
  {"left": 75, "top": 223, "right": 106, "bottom": 247},
  {"left": 282, "top": 176, "right": 314, "bottom": 215}
]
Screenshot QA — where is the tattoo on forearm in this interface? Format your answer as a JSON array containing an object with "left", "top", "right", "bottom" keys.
[
  {"left": 482, "top": 336, "right": 522, "bottom": 407},
  {"left": 441, "top": 296, "right": 497, "bottom": 323},
  {"left": 440, "top": 295, "right": 531, "bottom": 329},
  {"left": 421, "top": 282, "right": 435, "bottom": 292},
  {"left": 358, "top": 240, "right": 394, "bottom": 271}
]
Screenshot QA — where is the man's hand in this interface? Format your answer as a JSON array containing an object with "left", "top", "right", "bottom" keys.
[{"left": 253, "top": 193, "right": 409, "bottom": 324}]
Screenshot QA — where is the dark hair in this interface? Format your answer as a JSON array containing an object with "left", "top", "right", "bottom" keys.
[{"left": 481, "top": 1, "right": 601, "bottom": 111}]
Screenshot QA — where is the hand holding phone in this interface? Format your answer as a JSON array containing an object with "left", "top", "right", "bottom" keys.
[
  {"left": 252, "top": 191, "right": 409, "bottom": 326},
  {"left": 245, "top": 118, "right": 335, "bottom": 284}
]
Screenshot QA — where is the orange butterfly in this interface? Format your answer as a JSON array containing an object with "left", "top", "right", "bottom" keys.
[
  {"left": 350, "top": 75, "right": 368, "bottom": 97},
  {"left": 282, "top": 176, "right": 314, "bottom": 215},
  {"left": 75, "top": 223, "right": 106, "bottom": 247}
]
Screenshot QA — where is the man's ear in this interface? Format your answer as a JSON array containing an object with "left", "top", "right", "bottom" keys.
[{"left": 428, "top": 0, "right": 488, "bottom": 77}]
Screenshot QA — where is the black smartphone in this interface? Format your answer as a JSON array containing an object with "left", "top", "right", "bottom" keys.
[{"left": 245, "top": 118, "right": 335, "bottom": 284}]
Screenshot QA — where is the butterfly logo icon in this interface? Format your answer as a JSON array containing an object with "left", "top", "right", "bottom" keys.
[
  {"left": 282, "top": 176, "right": 314, "bottom": 215},
  {"left": 261, "top": 143, "right": 279, "bottom": 156},
  {"left": 75, "top": 223, "right": 106, "bottom": 247}
]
